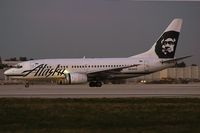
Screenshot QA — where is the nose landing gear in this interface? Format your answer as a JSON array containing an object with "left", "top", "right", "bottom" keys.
[{"left": 25, "top": 81, "right": 29, "bottom": 88}]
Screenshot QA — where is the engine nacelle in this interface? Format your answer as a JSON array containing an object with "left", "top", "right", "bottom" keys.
[{"left": 65, "top": 73, "right": 88, "bottom": 84}]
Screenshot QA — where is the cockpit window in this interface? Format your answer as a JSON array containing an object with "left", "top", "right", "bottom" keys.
[{"left": 13, "top": 64, "right": 23, "bottom": 69}]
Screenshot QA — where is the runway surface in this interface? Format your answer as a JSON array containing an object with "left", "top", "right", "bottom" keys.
[{"left": 0, "top": 84, "right": 200, "bottom": 98}]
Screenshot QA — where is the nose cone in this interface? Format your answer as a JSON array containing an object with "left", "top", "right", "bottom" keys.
[
  {"left": 4, "top": 69, "right": 12, "bottom": 76},
  {"left": 4, "top": 68, "right": 24, "bottom": 78}
]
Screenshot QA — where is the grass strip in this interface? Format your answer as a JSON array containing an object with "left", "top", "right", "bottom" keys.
[{"left": 0, "top": 98, "right": 200, "bottom": 133}]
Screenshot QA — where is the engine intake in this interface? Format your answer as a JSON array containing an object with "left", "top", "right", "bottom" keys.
[{"left": 65, "top": 73, "right": 88, "bottom": 84}]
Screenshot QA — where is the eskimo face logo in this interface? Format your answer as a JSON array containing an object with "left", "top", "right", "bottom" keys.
[
  {"left": 161, "top": 38, "right": 176, "bottom": 55},
  {"left": 155, "top": 31, "right": 179, "bottom": 58}
]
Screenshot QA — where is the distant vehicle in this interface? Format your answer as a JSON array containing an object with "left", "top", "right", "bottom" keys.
[{"left": 4, "top": 18, "right": 191, "bottom": 87}]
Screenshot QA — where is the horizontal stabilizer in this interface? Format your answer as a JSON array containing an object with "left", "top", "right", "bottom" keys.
[{"left": 161, "top": 55, "right": 192, "bottom": 63}]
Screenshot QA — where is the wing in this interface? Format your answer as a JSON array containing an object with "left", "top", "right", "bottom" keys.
[{"left": 87, "top": 64, "right": 140, "bottom": 80}]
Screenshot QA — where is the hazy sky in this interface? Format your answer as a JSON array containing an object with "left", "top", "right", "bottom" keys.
[{"left": 0, "top": 0, "right": 200, "bottom": 65}]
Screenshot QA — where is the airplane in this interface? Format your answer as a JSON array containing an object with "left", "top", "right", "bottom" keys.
[{"left": 4, "top": 18, "right": 191, "bottom": 87}]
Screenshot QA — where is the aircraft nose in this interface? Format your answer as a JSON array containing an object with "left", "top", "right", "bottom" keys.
[{"left": 4, "top": 69, "right": 12, "bottom": 76}]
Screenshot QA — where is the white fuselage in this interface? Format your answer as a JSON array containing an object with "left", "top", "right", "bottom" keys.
[{"left": 4, "top": 57, "right": 174, "bottom": 80}]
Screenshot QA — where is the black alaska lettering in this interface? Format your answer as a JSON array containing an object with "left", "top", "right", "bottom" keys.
[
  {"left": 22, "top": 64, "right": 44, "bottom": 77},
  {"left": 37, "top": 64, "right": 47, "bottom": 76},
  {"left": 41, "top": 69, "right": 50, "bottom": 76},
  {"left": 59, "top": 69, "right": 65, "bottom": 76},
  {"left": 46, "top": 69, "right": 54, "bottom": 77},
  {"left": 22, "top": 64, "right": 66, "bottom": 77},
  {"left": 51, "top": 64, "right": 60, "bottom": 76}
]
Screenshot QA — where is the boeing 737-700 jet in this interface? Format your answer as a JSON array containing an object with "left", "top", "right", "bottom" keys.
[{"left": 4, "top": 18, "right": 191, "bottom": 87}]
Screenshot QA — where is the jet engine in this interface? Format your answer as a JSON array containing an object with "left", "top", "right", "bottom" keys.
[{"left": 65, "top": 73, "right": 88, "bottom": 84}]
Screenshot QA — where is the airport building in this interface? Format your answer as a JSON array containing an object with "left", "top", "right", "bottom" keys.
[
  {"left": 2, "top": 61, "right": 22, "bottom": 67},
  {"left": 134, "top": 66, "right": 200, "bottom": 82}
]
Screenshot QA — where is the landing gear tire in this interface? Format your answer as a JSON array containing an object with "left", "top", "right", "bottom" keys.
[
  {"left": 96, "top": 82, "right": 102, "bottom": 87},
  {"left": 89, "top": 81, "right": 102, "bottom": 87},
  {"left": 89, "top": 82, "right": 95, "bottom": 87}
]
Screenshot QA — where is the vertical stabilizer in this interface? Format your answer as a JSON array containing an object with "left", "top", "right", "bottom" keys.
[{"left": 131, "top": 18, "right": 183, "bottom": 59}]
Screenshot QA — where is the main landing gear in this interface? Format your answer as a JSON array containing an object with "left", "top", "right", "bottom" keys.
[{"left": 89, "top": 81, "right": 102, "bottom": 87}]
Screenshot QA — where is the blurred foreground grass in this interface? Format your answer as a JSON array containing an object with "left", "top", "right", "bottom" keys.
[{"left": 0, "top": 98, "right": 200, "bottom": 133}]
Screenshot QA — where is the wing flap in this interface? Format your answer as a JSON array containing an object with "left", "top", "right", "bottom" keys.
[{"left": 88, "top": 64, "right": 140, "bottom": 78}]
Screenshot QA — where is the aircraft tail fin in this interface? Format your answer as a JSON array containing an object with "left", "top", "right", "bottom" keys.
[{"left": 131, "top": 18, "right": 183, "bottom": 59}]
